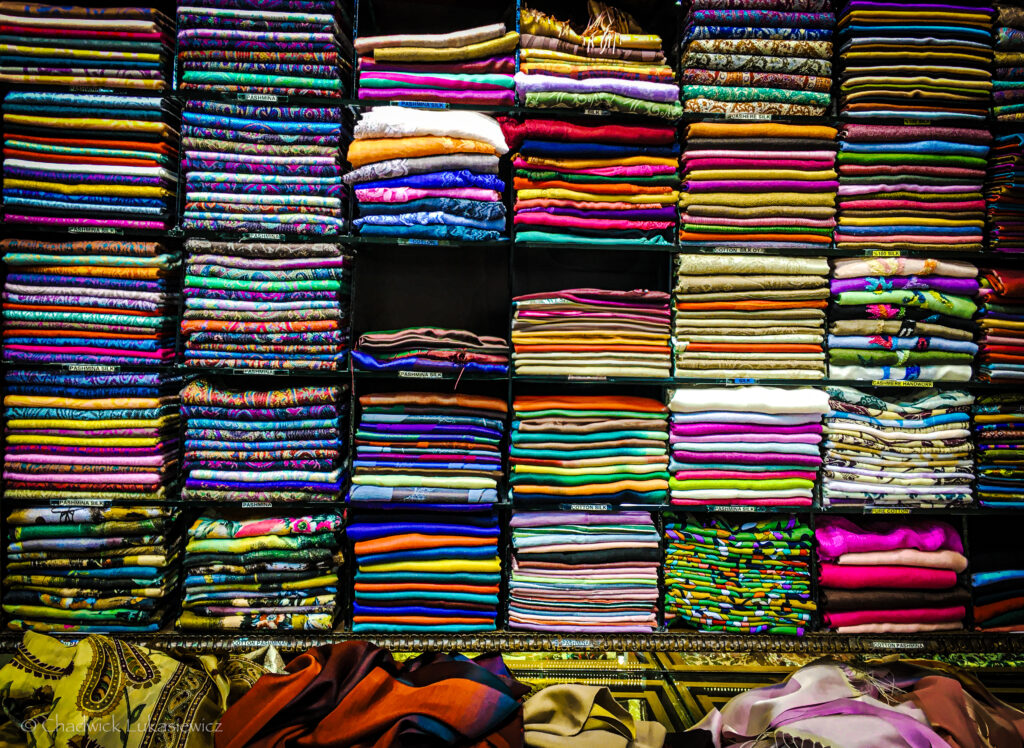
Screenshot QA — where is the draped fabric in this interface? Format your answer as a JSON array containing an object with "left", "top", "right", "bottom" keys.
[
  {"left": 822, "top": 386, "right": 975, "bottom": 508},
  {"left": 973, "top": 393, "right": 1024, "bottom": 510},
  {"left": 352, "top": 326, "right": 508, "bottom": 374},
  {"left": 2, "top": 92, "right": 179, "bottom": 231},
  {"left": 976, "top": 267, "right": 1024, "bottom": 381}
]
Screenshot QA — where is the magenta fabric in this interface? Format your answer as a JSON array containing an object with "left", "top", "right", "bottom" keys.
[
  {"left": 684, "top": 158, "right": 835, "bottom": 170},
  {"left": 513, "top": 214, "right": 672, "bottom": 230},
  {"left": 671, "top": 497, "right": 813, "bottom": 506},
  {"left": 824, "top": 606, "right": 966, "bottom": 627},
  {"left": 815, "top": 517, "right": 964, "bottom": 559},
  {"left": 357, "top": 88, "right": 515, "bottom": 105},
  {"left": 818, "top": 563, "right": 957, "bottom": 590},
  {"left": 362, "top": 72, "right": 510, "bottom": 90},
  {"left": 672, "top": 470, "right": 817, "bottom": 480}
]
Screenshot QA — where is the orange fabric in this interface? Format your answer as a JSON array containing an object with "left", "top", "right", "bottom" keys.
[
  {"left": 21, "top": 265, "right": 166, "bottom": 280},
  {"left": 512, "top": 479, "right": 667, "bottom": 495},
  {"left": 3, "top": 148, "right": 162, "bottom": 167},
  {"left": 513, "top": 344, "right": 670, "bottom": 353},
  {"left": 356, "top": 440, "right": 500, "bottom": 450},
  {"left": 359, "top": 392, "right": 507, "bottom": 413},
  {"left": 347, "top": 136, "right": 497, "bottom": 169},
  {"left": 686, "top": 122, "right": 838, "bottom": 139},
  {"left": 974, "top": 597, "right": 1024, "bottom": 623},
  {"left": 3, "top": 303, "right": 156, "bottom": 316},
  {"left": 354, "top": 534, "right": 494, "bottom": 555},
  {"left": 513, "top": 396, "right": 666, "bottom": 412},
  {"left": 181, "top": 320, "right": 338, "bottom": 333},
  {"left": 679, "top": 231, "right": 832, "bottom": 243},
  {"left": 513, "top": 177, "right": 673, "bottom": 195},
  {"left": 355, "top": 583, "right": 499, "bottom": 595},
  {"left": 9, "top": 134, "right": 176, "bottom": 154}
]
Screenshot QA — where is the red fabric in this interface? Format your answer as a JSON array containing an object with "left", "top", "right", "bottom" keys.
[
  {"left": 498, "top": 117, "right": 676, "bottom": 149},
  {"left": 985, "top": 268, "right": 1024, "bottom": 300}
]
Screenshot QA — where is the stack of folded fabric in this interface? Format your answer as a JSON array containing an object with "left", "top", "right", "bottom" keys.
[
  {"left": 976, "top": 267, "right": 1024, "bottom": 381},
  {"left": 349, "top": 391, "right": 505, "bottom": 505},
  {"left": 0, "top": 3, "right": 171, "bottom": 90},
  {"left": 348, "top": 505, "right": 500, "bottom": 633},
  {"left": 177, "top": 511, "right": 343, "bottom": 631},
  {"left": 679, "top": 123, "right": 838, "bottom": 250},
  {"left": 355, "top": 23, "right": 517, "bottom": 105},
  {"left": 836, "top": 1, "right": 993, "bottom": 121},
  {"left": 352, "top": 327, "right": 508, "bottom": 375},
  {"left": 181, "top": 238, "right": 350, "bottom": 371},
  {"left": 673, "top": 255, "right": 829, "bottom": 380},
  {"left": 994, "top": 3, "right": 1024, "bottom": 121},
  {"left": 828, "top": 257, "right": 979, "bottom": 382},
  {"left": 346, "top": 106, "right": 507, "bottom": 241},
  {"left": 2, "top": 368, "right": 181, "bottom": 505},
  {"left": 973, "top": 393, "right": 1024, "bottom": 509},
  {"left": 664, "top": 514, "right": 815, "bottom": 635},
  {"left": 667, "top": 387, "right": 828, "bottom": 508},
  {"left": 836, "top": 125, "right": 991, "bottom": 252},
  {"left": 816, "top": 516, "right": 968, "bottom": 634},
  {"left": 516, "top": 4, "right": 681, "bottom": 119},
  {"left": 501, "top": 117, "right": 678, "bottom": 246},
  {"left": 3, "top": 506, "right": 179, "bottom": 634},
  {"left": 971, "top": 523, "right": 1024, "bottom": 632},
  {"left": 822, "top": 385, "right": 975, "bottom": 509},
  {"left": 1, "top": 238, "right": 179, "bottom": 366},
  {"left": 679, "top": 2, "right": 834, "bottom": 116},
  {"left": 507, "top": 510, "right": 660, "bottom": 633},
  {"left": 177, "top": 0, "right": 351, "bottom": 97},
  {"left": 509, "top": 396, "right": 670, "bottom": 505},
  {"left": 181, "top": 100, "right": 346, "bottom": 234},
  {"left": 987, "top": 132, "right": 1024, "bottom": 252},
  {"left": 2, "top": 92, "right": 178, "bottom": 230},
  {"left": 181, "top": 379, "right": 347, "bottom": 504},
  {"left": 511, "top": 288, "right": 672, "bottom": 378}
]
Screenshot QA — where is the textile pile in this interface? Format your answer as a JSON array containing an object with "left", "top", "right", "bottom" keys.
[
  {"left": 679, "top": 1, "right": 834, "bottom": 116},
  {"left": 181, "top": 379, "right": 347, "bottom": 503},
  {"left": 355, "top": 23, "right": 517, "bottom": 105},
  {"left": 664, "top": 514, "right": 815, "bottom": 635},
  {"left": 501, "top": 117, "right": 679, "bottom": 246},
  {"left": 1, "top": 238, "right": 178, "bottom": 366},
  {"left": 524, "top": 685, "right": 666, "bottom": 748},
  {"left": 177, "top": 511, "right": 343, "bottom": 630},
  {"left": 977, "top": 267, "right": 1024, "bottom": 381},
  {"left": 828, "top": 257, "right": 979, "bottom": 382},
  {"left": 516, "top": 4, "right": 681, "bottom": 119},
  {"left": 672, "top": 255, "right": 829, "bottom": 380},
  {"left": 678, "top": 123, "right": 838, "bottom": 250},
  {"left": 508, "top": 509, "right": 660, "bottom": 633},
  {"left": 181, "top": 100, "right": 347, "bottom": 234},
  {"left": 822, "top": 386, "right": 975, "bottom": 509},
  {"left": 835, "top": 125, "right": 991, "bottom": 253},
  {"left": 181, "top": 239, "right": 350, "bottom": 371},
  {"left": 816, "top": 516, "right": 968, "bottom": 633},
  {"left": 509, "top": 395, "right": 670, "bottom": 505},
  {"left": 836, "top": 1, "right": 993, "bottom": 120},
  {"left": 987, "top": 132, "right": 1024, "bottom": 252},
  {"left": 0, "top": 3, "right": 171, "bottom": 90},
  {"left": 971, "top": 522, "right": 1024, "bottom": 632},
  {"left": 995, "top": 3, "right": 1024, "bottom": 121},
  {"left": 973, "top": 393, "right": 1024, "bottom": 509},
  {"left": 352, "top": 327, "right": 508, "bottom": 375},
  {"left": 511, "top": 288, "right": 672, "bottom": 378},
  {"left": 667, "top": 387, "right": 828, "bottom": 508},
  {"left": 3, "top": 506, "right": 179, "bottom": 633},
  {"left": 2, "top": 92, "right": 178, "bottom": 231},
  {"left": 346, "top": 106, "right": 508, "bottom": 242},
  {"left": 176, "top": 0, "right": 351, "bottom": 97}
]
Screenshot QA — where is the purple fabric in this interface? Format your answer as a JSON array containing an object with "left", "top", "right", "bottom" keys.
[{"left": 815, "top": 516, "right": 964, "bottom": 560}]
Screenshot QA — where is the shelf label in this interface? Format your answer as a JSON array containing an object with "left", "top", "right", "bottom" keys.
[
  {"left": 561, "top": 503, "right": 613, "bottom": 512},
  {"left": 729, "top": 378, "right": 756, "bottom": 385},
  {"left": 556, "top": 638, "right": 596, "bottom": 647},
  {"left": 393, "top": 100, "right": 448, "bottom": 109},
  {"left": 398, "top": 370, "right": 443, "bottom": 379},
  {"left": 866, "top": 507, "right": 912, "bottom": 515},
  {"left": 238, "top": 93, "right": 281, "bottom": 102},
  {"left": 233, "top": 637, "right": 293, "bottom": 648},
  {"left": 870, "top": 380, "right": 933, "bottom": 388},
  {"left": 241, "top": 502, "right": 272, "bottom": 509},
  {"left": 568, "top": 375, "right": 607, "bottom": 381},
  {"left": 731, "top": 112, "right": 772, "bottom": 121},
  {"left": 868, "top": 250, "right": 902, "bottom": 257},
  {"left": 706, "top": 505, "right": 761, "bottom": 512},
  {"left": 867, "top": 640, "right": 927, "bottom": 650},
  {"left": 406, "top": 239, "right": 439, "bottom": 245},
  {"left": 240, "top": 233, "right": 284, "bottom": 242},
  {"left": 68, "top": 226, "right": 119, "bottom": 235},
  {"left": 50, "top": 499, "right": 109, "bottom": 507},
  {"left": 707, "top": 247, "right": 767, "bottom": 254},
  {"left": 66, "top": 364, "right": 117, "bottom": 372},
  {"left": 583, "top": 109, "right": 611, "bottom": 116}
]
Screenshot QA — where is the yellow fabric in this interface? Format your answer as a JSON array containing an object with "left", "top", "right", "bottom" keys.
[
  {"left": 687, "top": 169, "right": 837, "bottom": 181},
  {"left": 3, "top": 114, "right": 170, "bottom": 133},
  {"left": 348, "top": 136, "right": 497, "bottom": 169},
  {"left": 4, "top": 179, "right": 171, "bottom": 198},
  {"left": 680, "top": 192, "right": 836, "bottom": 207},
  {"left": 6, "top": 418, "right": 176, "bottom": 430},
  {"left": 841, "top": 217, "right": 984, "bottom": 227},
  {"left": 373, "top": 32, "right": 519, "bottom": 63},
  {"left": 6, "top": 435, "right": 161, "bottom": 446},
  {"left": 4, "top": 395, "right": 166, "bottom": 409},
  {"left": 0, "top": 43, "right": 161, "bottom": 61},
  {"left": 520, "top": 188, "right": 678, "bottom": 204},
  {"left": 520, "top": 61, "right": 672, "bottom": 77},
  {"left": 519, "top": 48, "right": 659, "bottom": 67},
  {"left": 520, "top": 8, "right": 663, "bottom": 49}
]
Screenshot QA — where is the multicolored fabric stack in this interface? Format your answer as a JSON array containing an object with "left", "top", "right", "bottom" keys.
[
  {"left": 181, "top": 379, "right": 347, "bottom": 503},
  {"left": 667, "top": 387, "right": 828, "bottom": 508},
  {"left": 509, "top": 396, "right": 670, "bottom": 505},
  {"left": 994, "top": 3, "right": 1024, "bottom": 121},
  {"left": 971, "top": 522, "right": 1024, "bottom": 632},
  {"left": 2, "top": 92, "right": 178, "bottom": 230},
  {"left": 352, "top": 327, "right": 508, "bottom": 375},
  {"left": 511, "top": 288, "right": 672, "bottom": 378},
  {"left": 673, "top": 255, "right": 828, "bottom": 380},
  {"left": 348, "top": 505, "right": 501, "bottom": 633},
  {"left": 349, "top": 392, "right": 505, "bottom": 505},
  {"left": 177, "top": 512, "right": 343, "bottom": 631},
  {"left": 501, "top": 117, "right": 679, "bottom": 246},
  {"left": 679, "top": 122, "right": 838, "bottom": 250},
  {"left": 3, "top": 506, "right": 179, "bottom": 634},
  {"left": 973, "top": 393, "right": 1024, "bottom": 509},
  {"left": 1, "top": 238, "right": 178, "bottom": 366},
  {"left": 836, "top": 125, "right": 991, "bottom": 252},
  {"left": 986, "top": 132, "right": 1024, "bottom": 252},
  {"left": 346, "top": 107, "right": 507, "bottom": 242},
  {"left": 664, "top": 514, "right": 815, "bottom": 635},
  {"left": 976, "top": 267, "right": 1024, "bottom": 382},
  {"left": 828, "top": 257, "right": 979, "bottom": 382},
  {"left": 181, "top": 100, "right": 346, "bottom": 234},
  {"left": 0, "top": 3, "right": 171, "bottom": 90},
  {"left": 822, "top": 386, "right": 975, "bottom": 509},
  {"left": 679, "top": 2, "right": 834, "bottom": 116},
  {"left": 176, "top": 0, "right": 351, "bottom": 97},
  {"left": 507, "top": 510, "right": 660, "bottom": 633},
  {"left": 816, "top": 517, "right": 968, "bottom": 634},
  {"left": 516, "top": 4, "right": 681, "bottom": 119},
  {"left": 181, "top": 239, "right": 350, "bottom": 371},
  {"left": 836, "top": 1, "right": 993, "bottom": 120},
  {"left": 355, "top": 24, "right": 517, "bottom": 105}
]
